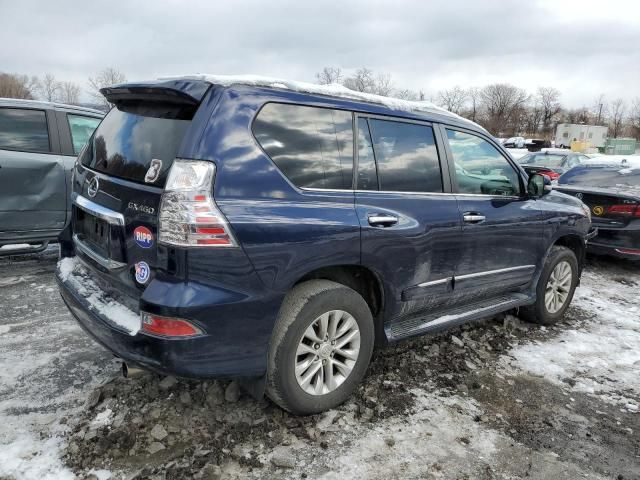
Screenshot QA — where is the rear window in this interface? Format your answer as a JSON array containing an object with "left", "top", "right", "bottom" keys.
[
  {"left": 559, "top": 166, "right": 640, "bottom": 189},
  {"left": 67, "top": 114, "right": 101, "bottom": 154},
  {"left": 0, "top": 108, "right": 49, "bottom": 153},
  {"left": 80, "top": 103, "right": 192, "bottom": 185},
  {"left": 253, "top": 103, "right": 353, "bottom": 189}
]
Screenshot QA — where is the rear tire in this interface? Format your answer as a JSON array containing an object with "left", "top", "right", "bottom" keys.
[
  {"left": 521, "top": 246, "right": 578, "bottom": 325},
  {"left": 266, "top": 280, "right": 374, "bottom": 415}
]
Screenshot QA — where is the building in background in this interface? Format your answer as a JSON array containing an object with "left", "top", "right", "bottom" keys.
[{"left": 555, "top": 123, "right": 608, "bottom": 149}]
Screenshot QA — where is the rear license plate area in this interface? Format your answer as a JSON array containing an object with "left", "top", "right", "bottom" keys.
[{"left": 75, "top": 208, "right": 110, "bottom": 256}]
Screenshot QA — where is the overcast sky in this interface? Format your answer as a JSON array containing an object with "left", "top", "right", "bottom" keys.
[{"left": 1, "top": 0, "right": 639, "bottom": 108}]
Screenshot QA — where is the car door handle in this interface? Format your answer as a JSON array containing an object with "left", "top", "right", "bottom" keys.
[
  {"left": 368, "top": 214, "right": 398, "bottom": 227},
  {"left": 462, "top": 213, "right": 486, "bottom": 223}
]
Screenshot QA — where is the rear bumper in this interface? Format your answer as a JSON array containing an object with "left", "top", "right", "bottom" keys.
[
  {"left": 587, "top": 227, "right": 640, "bottom": 261},
  {"left": 56, "top": 258, "right": 282, "bottom": 378},
  {"left": 588, "top": 242, "right": 640, "bottom": 260}
]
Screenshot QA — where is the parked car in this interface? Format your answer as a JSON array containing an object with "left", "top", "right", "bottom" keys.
[
  {"left": 556, "top": 164, "right": 640, "bottom": 260},
  {"left": 518, "top": 150, "right": 590, "bottom": 180},
  {"left": 55, "top": 76, "right": 592, "bottom": 415},
  {"left": 503, "top": 136, "right": 525, "bottom": 148},
  {"left": 0, "top": 98, "right": 103, "bottom": 254},
  {"left": 524, "top": 138, "right": 552, "bottom": 152}
]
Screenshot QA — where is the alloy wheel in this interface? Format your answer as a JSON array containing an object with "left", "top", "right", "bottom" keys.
[
  {"left": 545, "top": 260, "right": 573, "bottom": 314},
  {"left": 294, "top": 310, "right": 361, "bottom": 396}
]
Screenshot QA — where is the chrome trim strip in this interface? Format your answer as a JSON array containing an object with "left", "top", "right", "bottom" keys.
[
  {"left": 417, "top": 278, "right": 450, "bottom": 288},
  {"left": 72, "top": 193, "right": 125, "bottom": 226},
  {"left": 456, "top": 265, "right": 535, "bottom": 281},
  {"left": 73, "top": 234, "right": 127, "bottom": 270}
]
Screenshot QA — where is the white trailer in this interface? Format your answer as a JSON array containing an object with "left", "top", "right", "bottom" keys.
[{"left": 555, "top": 124, "right": 608, "bottom": 149}]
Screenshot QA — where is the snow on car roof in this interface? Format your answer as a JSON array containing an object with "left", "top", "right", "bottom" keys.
[
  {"left": 582, "top": 155, "right": 640, "bottom": 168},
  {"left": 162, "top": 74, "right": 482, "bottom": 129}
]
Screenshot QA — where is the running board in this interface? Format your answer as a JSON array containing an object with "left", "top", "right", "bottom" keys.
[{"left": 386, "top": 293, "right": 531, "bottom": 342}]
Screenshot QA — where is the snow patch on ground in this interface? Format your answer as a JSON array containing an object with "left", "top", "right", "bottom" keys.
[
  {"left": 0, "top": 433, "right": 75, "bottom": 480},
  {"left": 314, "top": 389, "right": 528, "bottom": 479},
  {"left": 57, "top": 257, "right": 140, "bottom": 335},
  {"left": 505, "top": 266, "right": 640, "bottom": 406}
]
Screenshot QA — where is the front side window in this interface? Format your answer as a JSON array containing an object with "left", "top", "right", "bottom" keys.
[
  {"left": 68, "top": 114, "right": 101, "bottom": 154},
  {"left": 446, "top": 129, "right": 521, "bottom": 196},
  {"left": 253, "top": 103, "right": 353, "bottom": 189},
  {"left": 368, "top": 119, "right": 443, "bottom": 193},
  {"left": 0, "top": 108, "right": 49, "bottom": 153}
]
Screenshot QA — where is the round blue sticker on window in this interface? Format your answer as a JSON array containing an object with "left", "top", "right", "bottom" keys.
[{"left": 135, "top": 261, "right": 150, "bottom": 284}]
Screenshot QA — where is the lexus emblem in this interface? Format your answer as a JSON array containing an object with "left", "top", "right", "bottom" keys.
[
  {"left": 575, "top": 192, "right": 583, "bottom": 200},
  {"left": 87, "top": 177, "right": 99, "bottom": 198}
]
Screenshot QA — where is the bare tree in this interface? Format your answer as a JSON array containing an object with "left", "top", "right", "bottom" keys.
[
  {"left": 37, "top": 73, "right": 61, "bottom": 102},
  {"left": 372, "top": 72, "right": 393, "bottom": 96},
  {"left": 59, "top": 81, "right": 81, "bottom": 105},
  {"left": 0, "top": 73, "right": 40, "bottom": 99},
  {"left": 394, "top": 88, "right": 419, "bottom": 101},
  {"left": 629, "top": 97, "right": 640, "bottom": 140},
  {"left": 609, "top": 98, "right": 626, "bottom": 138},
  {"left": 480, "top": 83, "right": 529, "bottom": 135},
  {"left": 343, "top": 68, "right": 376, "bottom": 93},
  {"left": 315, "top": 67, "right": 342, "bottom": 85},
  {"left": 538, "top": 87, "right": 561, "bottom": 135},
  {"left": 592, "top": 94, "right": 608, "bottom": 125},
  {"left": 437, "top": 86, "right": 467, "bottom": 114},
  {"left": 524, "top": 100, "right": 543, "bottom": 135},
  {"left": 465, "top": 87, "right": 481, "bottom": 122},
  {"left": 88, "top": 68, "right": 126, "bottom": 107}
]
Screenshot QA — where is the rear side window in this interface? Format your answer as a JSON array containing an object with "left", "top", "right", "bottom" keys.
[
  {"left": 67, "top": 114, "right": 101, "bottom": 154},
  {"left": 80, "top": 103, "right": 192, "bottom": 185},
  {"left": 368, "top": 119, "right": 443, "bottom": 192},
  {"left": 0, "top": 108, "right": 49, "bottom": 153},
  {"left": 253, "top": 103, "right": 353, "bottom": 189}
]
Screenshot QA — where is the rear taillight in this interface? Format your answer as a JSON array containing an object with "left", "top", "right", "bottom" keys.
[
  {"left": 606, "top": 204, "right": 640, "bottom": 217},
  {"left": 158, "top": 160, "right": 237, "bottom": 247},
  {"left": 141, "top": 312, "right": 202, "bottom": 338},
  {"left": 541, "top": 170, "right": 560, "bottom": 180}
]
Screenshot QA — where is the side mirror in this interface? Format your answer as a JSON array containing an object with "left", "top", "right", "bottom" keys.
[{"left": 527, "top": 173, "right": 552, "bottom": 198}]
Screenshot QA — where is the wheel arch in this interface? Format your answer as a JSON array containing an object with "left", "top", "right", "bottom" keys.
[
  {"left": 552, "top": 234, "right": 585, "bottom": 276},
  {"left": 293, "top": 264, "right": 386, "bottom": 344}
]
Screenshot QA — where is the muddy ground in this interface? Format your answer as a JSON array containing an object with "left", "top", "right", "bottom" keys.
[{"left": 0, "top": 248, "right": 638, "bottom": 479}]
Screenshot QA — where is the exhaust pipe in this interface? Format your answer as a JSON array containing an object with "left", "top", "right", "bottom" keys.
[{"left": 122, "top": 362, "right": 145, "bottom": 379}]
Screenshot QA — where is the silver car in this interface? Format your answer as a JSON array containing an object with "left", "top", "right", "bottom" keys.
[{"left": 0, "top": 98, "right": 103, "bottom": 254}]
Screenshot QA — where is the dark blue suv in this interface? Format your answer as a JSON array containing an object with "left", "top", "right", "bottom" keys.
[{"left": 56, "top": 76, "right": 592, "bottom": 414}]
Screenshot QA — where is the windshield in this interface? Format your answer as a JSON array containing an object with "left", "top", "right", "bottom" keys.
[
  {"left": 558, "top": 166, "right": 640, "bottom": 189},
  {"left": 521, "top": 153, "right": 566, "bottom": 168}
]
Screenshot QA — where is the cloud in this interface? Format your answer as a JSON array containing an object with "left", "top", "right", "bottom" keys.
[{"left": 1, "top": 0, "right": 638, "bottom": 107}]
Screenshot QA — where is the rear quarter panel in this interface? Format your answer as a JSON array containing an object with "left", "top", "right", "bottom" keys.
[{"left": 188, "top": 86, "right": 361, "bottom": 293}]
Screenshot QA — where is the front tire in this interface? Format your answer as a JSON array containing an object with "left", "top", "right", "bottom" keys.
[
  {"left": 266, "top": 280, "right": 374, "bottom": 415},
  {"left": 521, "top": 246, "right": 578, "bottom": 325}
]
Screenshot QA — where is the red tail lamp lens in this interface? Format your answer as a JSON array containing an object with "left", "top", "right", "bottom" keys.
[{"left": 141, "top": 313, "right": 202, "bottom": 338}]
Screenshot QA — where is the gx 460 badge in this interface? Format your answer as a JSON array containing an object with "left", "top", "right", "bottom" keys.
[{"left": 134, "top": 226, "right": 154, "bottom": 248}]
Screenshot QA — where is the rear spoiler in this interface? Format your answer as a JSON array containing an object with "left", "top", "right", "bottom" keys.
[{"left": 100, "top": 79, "right": 211, "bottom": 106}]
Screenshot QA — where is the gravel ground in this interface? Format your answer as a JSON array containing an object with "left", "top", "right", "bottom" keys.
[{"left": 0, "top": 248, "right": 638, "bottom": 480}]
